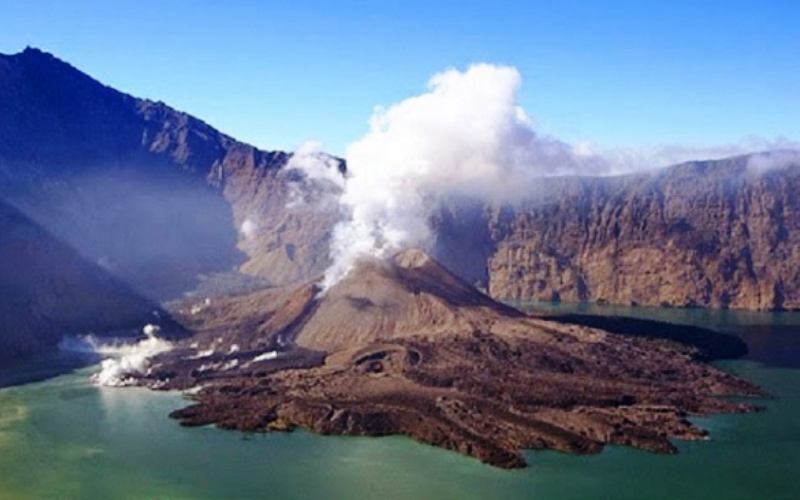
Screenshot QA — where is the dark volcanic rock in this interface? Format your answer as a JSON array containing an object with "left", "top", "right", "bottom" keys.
[
  {"left": 146, "top": 250, "right": 763, "bottom": 469},
  {"left": 0, "top": 199, "right": 182, "bottom": 361}
]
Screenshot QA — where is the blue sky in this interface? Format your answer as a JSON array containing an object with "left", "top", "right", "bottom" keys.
[{"left": 1, "top": 0, "right": 797, "bottom": 156}]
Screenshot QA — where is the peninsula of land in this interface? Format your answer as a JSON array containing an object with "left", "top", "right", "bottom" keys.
[{"left": 143, "top": 250, "right": 762, "bottom": 468}]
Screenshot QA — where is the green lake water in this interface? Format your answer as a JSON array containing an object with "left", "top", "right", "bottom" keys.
[{"left": 1, "top": 306, "right": 799, "bottom": 499}]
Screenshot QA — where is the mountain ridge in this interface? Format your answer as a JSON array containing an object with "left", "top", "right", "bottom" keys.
[
  {"left": 1, "top": 47, "right": 797, "bottom": 310},
  {"left": 476, "top": 154, "right": 800, "bottom": 310}
]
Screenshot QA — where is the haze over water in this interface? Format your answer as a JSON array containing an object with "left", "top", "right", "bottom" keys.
[{"left": 1, "top": 307, "right": 799, "bottom": 500}]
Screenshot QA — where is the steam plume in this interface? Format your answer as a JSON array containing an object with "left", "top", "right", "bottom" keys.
[
  {"left": 59, "top": 325, "right": 173, "bottom": 387},
  {"left": 320, "top": 63, "right": 607, "bottom": 288}
]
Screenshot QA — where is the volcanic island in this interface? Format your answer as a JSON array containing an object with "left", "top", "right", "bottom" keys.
[{"left": 141, "top": 249, "right": 763, "bottom": 469}]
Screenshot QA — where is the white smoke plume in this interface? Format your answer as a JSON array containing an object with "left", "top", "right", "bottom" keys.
[
  {"left": 319, "top": 63, "right": 608, "bottom": 289},
  {"left": 239, "top": 218, "right": 257, "bottom": 240},
  {"left": 284, "top": 141, "right": 345, "bottom": 210},
  {"left": 286, "top": 141, "right": 346, "bottom": 189},
  {"left": 59, "top": 325, "right": 172, "bottom": 387},
  {"left": 93, "top": 325, "right": 172, "bottom": 387}
]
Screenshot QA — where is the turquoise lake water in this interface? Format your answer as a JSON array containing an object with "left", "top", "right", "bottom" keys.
[{"left": 1, "top": 306, "right": 799, "bottom": 499}]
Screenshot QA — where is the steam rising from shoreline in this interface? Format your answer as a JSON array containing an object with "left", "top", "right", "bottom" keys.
[{"left": 60, "top": 325, "right": 172, "bottom": 387}]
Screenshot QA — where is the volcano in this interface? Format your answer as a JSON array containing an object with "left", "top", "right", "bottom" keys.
[
  {"left": 293, "top": 248, "right": 527, "bottom": 352},
  {"left": 146, "top": 250, "right": 761, "bottom": 469}
]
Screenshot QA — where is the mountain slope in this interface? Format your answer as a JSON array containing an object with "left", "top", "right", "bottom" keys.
[
  {"left": 0, "top": 198, "right": 179, "bottom": 361},
  {"left": 291, "top": 249, "right": 523, "bottom": 352},
  {"left": 0, "top": 47, "right": 337, "bottom": 298}
]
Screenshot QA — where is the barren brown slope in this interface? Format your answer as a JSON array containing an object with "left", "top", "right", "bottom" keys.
[
  {"left": 162, "top": 248, "right": 521, "bottom": 359},
  {"left": 292, "top": 249, "right": 524, "bottom": 353},
  {"left": 145, "top": 250, "right": 761, "bottom": 469}
]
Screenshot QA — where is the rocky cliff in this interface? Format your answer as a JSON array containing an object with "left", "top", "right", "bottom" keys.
[
  {"left": 0, "top": 199, "right": 179, "bottom": 361},
  {"left": 473, "top": 155, "right": 800, "bottom": 310}
]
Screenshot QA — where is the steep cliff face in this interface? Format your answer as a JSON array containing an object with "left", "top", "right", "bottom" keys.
[
  {"left": 0, "top": 199, "right": 179, "bottom": 361},
  {"left": 481, "top": 155, "right": 800, "bottom": 310},
  {"left": 0, "top": 47, "right": 336, "bottom": 298}
]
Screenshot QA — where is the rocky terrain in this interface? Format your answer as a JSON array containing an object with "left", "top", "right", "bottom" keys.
[
  {"left": 0, "top": 199, "right": 181, "bottom": 361},
  {"left": 139, "top": 250, "right": 761, "bottom": 469},
  {"left": 476, "top": 155, "right": 800, "bottom": 310}
]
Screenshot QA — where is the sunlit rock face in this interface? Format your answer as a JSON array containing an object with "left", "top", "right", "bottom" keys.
[{"left": 477, "top": 156, "right": 800, "bottom": 310}]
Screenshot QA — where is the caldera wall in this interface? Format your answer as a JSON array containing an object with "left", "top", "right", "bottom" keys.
[{"left": 480, "top": 156, "right": 800, "bottom": 310}]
